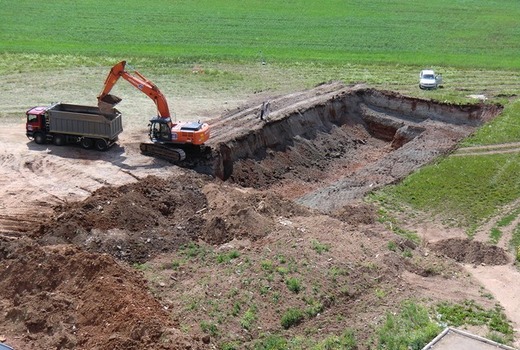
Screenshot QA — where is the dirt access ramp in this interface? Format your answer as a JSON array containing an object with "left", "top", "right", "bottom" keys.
[{"left": 188, "top": 82, "right": 501, "bottom": 213}]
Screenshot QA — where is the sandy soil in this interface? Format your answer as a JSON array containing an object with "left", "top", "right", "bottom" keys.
[{"left": 0, "top": 80, "right": 518, "bottom": 349}]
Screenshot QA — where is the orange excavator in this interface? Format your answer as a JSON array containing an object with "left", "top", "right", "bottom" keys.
[{"left": 97, "top": 60, "right": 210, "bottom": 162}]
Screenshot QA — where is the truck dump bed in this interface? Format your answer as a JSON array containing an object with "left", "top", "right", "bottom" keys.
[{"left": 48, "top": 103, "right": 123, "bottom": 139}]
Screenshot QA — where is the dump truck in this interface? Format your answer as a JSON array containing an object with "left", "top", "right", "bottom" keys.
[{"left": 25, "top": 103, "right": 123, "bottom": 151}]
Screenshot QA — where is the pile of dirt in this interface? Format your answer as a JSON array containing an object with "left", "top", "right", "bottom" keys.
[
  {"left": 33, "top": 175, "right": 310, "bottom": 264},
  {"left": 331, "top": 202, "right": 379, "bottom": 225},
  {"left": 0, "top": 237, "right": 204, "bottom": 350},
  {"left": 139, "top": 213, "right": 486, "bottom": 348},
  {"left": 429, "top": 238, "right": 511, "bottom": 265}
]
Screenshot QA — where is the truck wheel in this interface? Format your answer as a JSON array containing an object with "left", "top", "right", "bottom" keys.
[
  {"left": 34, "top": 133, "right": 46, "bottom": 145},
  {"left": 95, "top": 139, "right": 108, "bottom": 151},
  {"left": 53, "top": 134, "right": 65, "bottom": 146},
  {"left": 81, "top": 138, "right": 94, "bottom": 149}
]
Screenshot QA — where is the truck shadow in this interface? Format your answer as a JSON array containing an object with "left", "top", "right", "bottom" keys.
[{"left": 25, "top": 142, "right": 170, "bottom": 172}]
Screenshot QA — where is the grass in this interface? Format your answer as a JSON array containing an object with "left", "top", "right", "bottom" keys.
[
  {"left": 314, "top": 330, "right": 357, "bottom": 350},
  {"left": 376, "top": 207, "right": 420, "bottom": 243},
  {"left": 436, "top": 300, "right": 514, "bottom": 344},
  {"left": 377, "top": 300, "right": 514, "bottom": 348},
  {"left": 0, "top": 53, "right": 518, "bottom": 123},
  {"left": 241, "top": 306, "right": 258, "bottom": 331},
  {"left": 261, "top": 260, "right": 275, "bottom": 272},
  {"left": 377, "top": 301, "right": 442, "bottom": 350},
  {"left": 1, "top": 0, "right": 519, "bottom": 69},
  {"left": 281, "top": 308, "right": 305, "bottom": 329},
  {"left": 304, "top": 298, "right": 324, "bottom": 318},
  {"left": 497, "top": 208, "right": 520, "bottom": 228},
  {"left": 179, "top": 242, "right": 209, "bottom": 259},
  {"left": 0, "top": 1, "right": 518, "bottom": 121},
  {"left": 132, "top": 262, "right": 149, "bottom": 271},
  {"left": 255, "top": 300, "right": 513, "bottom": 348},
  {"left": 286, "top": 277, "right": 303, "bottom": 293},
  {"left": 489, "top": 206, "right": 520, "bottom": 245},
  {"left": 511, "top": 225, "right": 520, "bottom": 263},
  {"left": 374, "top": 150, "right": 520, "bottom": 234},
  {"left": 461, "top": 100, "right": 520, "bottom": 146},
  {"left": 311, "top": 240, "right": 330, "bottom": 254},
  {"left": 490, "top": 227, "right": 502, "bottom": 244},
  {"left": 216, "top": 250, "right": 240, "bottom": 264},
  {"left": 200, "top": 320, "right": 219, "bottom": 337},
  {"left": 252, "top": 330, "right": 357, "bottom": 350}
]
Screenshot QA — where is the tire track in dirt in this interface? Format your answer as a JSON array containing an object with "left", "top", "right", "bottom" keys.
[{"left": 453, "top": 142, "right": 520, "bottom": 157}]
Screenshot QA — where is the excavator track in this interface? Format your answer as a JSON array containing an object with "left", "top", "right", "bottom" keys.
[{"left": 139, "top": 143, "right": 186, "bottom": 163}]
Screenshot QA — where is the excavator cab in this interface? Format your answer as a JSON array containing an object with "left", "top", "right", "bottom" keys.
[{"left": 148, "top": 118, "right": 172, "bottom": 143}]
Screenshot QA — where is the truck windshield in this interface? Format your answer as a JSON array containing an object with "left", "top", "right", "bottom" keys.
[{"left": 27, "top": 114, "right": 38, "bottom": 123}]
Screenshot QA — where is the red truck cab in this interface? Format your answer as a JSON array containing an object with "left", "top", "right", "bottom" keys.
[{"left": 25, "top": 106, "right": 48, "bottom": 143}]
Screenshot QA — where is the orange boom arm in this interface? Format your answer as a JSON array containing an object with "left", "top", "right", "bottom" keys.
[{"left": 98, "top": 60, "right": 171, "bottom": 119}]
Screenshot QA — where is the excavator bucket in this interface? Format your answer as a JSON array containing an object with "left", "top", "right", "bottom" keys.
[{"left": 98, "top": 94, "right": 122, "bottom": 113}]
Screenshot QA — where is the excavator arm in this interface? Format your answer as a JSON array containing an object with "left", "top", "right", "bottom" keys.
[
  {"left": 97, "top": 60, "right": 171, "bottom": 119},
  {"left": 97, "top": 60, "right": 210, "bottom": 160}
]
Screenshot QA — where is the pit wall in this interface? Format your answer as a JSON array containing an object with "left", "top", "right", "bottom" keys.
[{"left": 212, "top": 88, "right": 501, "bottom": 180}]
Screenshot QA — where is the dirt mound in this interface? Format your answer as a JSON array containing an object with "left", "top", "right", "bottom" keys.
[
  {"left": 429, "top": 238, "right": 511, "bottom": 265},
  {"left": 331, "top": 202, "right": 378, "bottom": 225},
  {"left": 201, "top": 182, "right": 310, "bottom": 243},
  {"left": 33, "top": 175, "right": 310, "bottom": 263},
  {"left": 0, "top": 237, "right": 204, "bottom": 350}
]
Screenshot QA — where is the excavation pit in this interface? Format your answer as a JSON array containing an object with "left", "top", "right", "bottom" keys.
[{"left": 187, "top": 83, "right": 501, "bottom": 213}]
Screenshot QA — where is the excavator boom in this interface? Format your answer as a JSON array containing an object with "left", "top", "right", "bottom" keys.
[{"left": 97, "top": 60, "right": 171, "bottom": 119}]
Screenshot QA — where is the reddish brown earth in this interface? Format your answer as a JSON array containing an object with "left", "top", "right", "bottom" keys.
[{"left": 0, "top": 83, "right": 517, "bottom": 349}]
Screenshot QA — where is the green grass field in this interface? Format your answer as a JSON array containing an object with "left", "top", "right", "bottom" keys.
[{"left": 1, "top": 0, "right": 519, "bottom": 68}]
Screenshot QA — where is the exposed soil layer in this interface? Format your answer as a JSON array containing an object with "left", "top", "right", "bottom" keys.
[{"left": 0, "top": 83, "right": 511, "bottom": 349}]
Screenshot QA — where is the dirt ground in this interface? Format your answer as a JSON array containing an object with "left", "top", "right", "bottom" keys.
[{"left": 0, "top": 82, "right": 519, "bottom": 349}]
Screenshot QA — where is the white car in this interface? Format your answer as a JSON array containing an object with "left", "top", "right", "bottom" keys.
[{"left": 419, "top": 69, "right": 442, "bottom": 90}]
